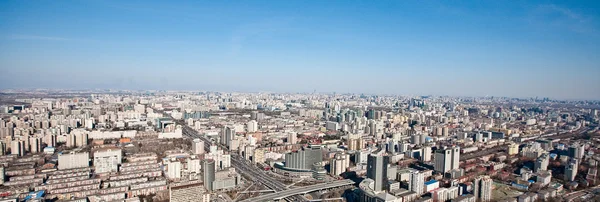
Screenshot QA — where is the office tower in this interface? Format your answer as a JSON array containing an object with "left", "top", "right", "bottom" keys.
[
  {"left": 58, "top": 152, "right": 89, "bottom": 170},
  {"left": 93, "top": 148, "right": 122, "bottom": 173},
  {"left": 288, "top": 133, "right": 297, "bottom": 144},
  {"left": 534, "top": 153, "right": 549, "bottom": 172},
  {"left": 203, "top": 159, "right": 216, "bottom": 192},
  {"left": 330, "top": 153, "right": 350, "bottom": 176},
  {"left": 246, "top": 120, "right": 258, "bottom": 133},
  {"left": 367, "top": 154, "right": 389, "bottom": 192},
  {"left": 410, "top": 170, "right": 425, "bottom": 195},
  {"left": 473, "top": 175, "right": 493, "bottom": 202},
  {"left": 434, "top": 146, "right": 460, "bottom": 173},
  {"left": 284, "top": 145, "right": 323, "bottom": 170},
  {"left": 565, "top": 158, "right": 579, "bottom": 182},
  {"left": 192, "top": 139, "right": 205, "bottom": 155}
]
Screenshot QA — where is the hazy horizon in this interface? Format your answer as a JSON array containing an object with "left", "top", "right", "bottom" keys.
[{"left": 1, "top": 1, "right": 599, "bottom": 100}]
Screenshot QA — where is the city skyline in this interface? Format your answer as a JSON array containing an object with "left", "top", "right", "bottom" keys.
[{"left": 1, "top": 1, "right": 600, "bottom": 100}]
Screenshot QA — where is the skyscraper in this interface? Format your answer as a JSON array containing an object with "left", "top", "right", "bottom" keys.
[
  {"left": 473, "top": 175, "right": 493, "bottom": 202},
  {"left": 366, "top": 153, "right": 389, "bottom": 192},
  {"left": 203, "top": 159, "right": 216, "bottom": 192}
]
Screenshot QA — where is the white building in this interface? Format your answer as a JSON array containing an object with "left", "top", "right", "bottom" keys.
[
  {"left": 246, "top": 120, "right": 258, "bottom": 133},
  {"left": 330, "top": 153, "right": 350, "bottom": 176},
  {"left": 58, "top": 152, "right": 89, "bottom": 170},
  {"left": 410, "top": 170, "right": 425, "bottom": 195},
  {"left": 192, "top": 139, "right": 205, "bottom": 155},
  {"left": 166, "top": 159, "right": 182, "bottom": 180},
  {"left": 93, "top": 148, "right": 122, "bottom": 173}
]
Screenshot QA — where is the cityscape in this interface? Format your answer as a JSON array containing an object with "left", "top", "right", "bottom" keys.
[
  {"left": 0, "top": 90, "right": 599, "bottom": 202},
  {"left": 1, "top": 1, "right": 600, "bottom": 202}
]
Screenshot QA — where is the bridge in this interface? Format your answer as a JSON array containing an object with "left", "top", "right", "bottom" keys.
[{"left": 240, "top": 179, "right": 355, "bottom": 202}]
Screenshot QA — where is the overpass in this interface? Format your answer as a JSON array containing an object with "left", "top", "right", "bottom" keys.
[{"left": 240, "top": 179, "right": 355, "bottom": 202}]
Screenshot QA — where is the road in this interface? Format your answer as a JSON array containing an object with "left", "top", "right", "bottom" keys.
[
  {"left": 180, "top": 125, "right": 307, "bottom": 202},
  {"left": 238, "top": 179, "right": 354, "bottom": 202}
]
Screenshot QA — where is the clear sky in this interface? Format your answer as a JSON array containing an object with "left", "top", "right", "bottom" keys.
[{"left": 1, "top": 1, "right": 599, "bottom": 100}]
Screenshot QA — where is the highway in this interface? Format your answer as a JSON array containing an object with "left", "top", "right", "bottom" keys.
[
  {"left": 180, "top": 125, "right": 307, "bottom": 202},
  {"left": 239, "top": 179, "right": 355, "bottom": 202}
]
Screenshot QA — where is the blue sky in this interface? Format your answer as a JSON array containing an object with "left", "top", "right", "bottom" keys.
[{"left": 1, "top": 1, "right": 599, "bottom": 99}]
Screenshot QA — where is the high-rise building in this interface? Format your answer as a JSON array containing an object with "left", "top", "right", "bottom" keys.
[
  {"left": 29, "top": 137, "right": 42, "bottom": 153},
  {"left": 0, "top": 142, "right": 4, "bottom": 155},
  {"left": 284, "top": 145, "right": 323, "bottom": 170},
  {"left": 347, "top": 133, "right": 363, "bottom": 151},
  {"left": 192, "top": 139, "right": 205, "bottom": 155},
  {"left": 507, "top": 143, "right": 519, "bottom": 155},
  {"left": 93, "top": 148, "right": 122, "bottom": 173},
  {"left": 167, "top": 160, "right": 182, "bottom": 179},
  {"left": 221, "top": 126, "right": 235, "bottom": 149},
  {"left": 287, "top": 133, "right": 297, "bottom": 144},
  {"left": 565, "top": 158, "right": 579, "bottom": 182},
  {"left": 366, "top": 153, "right": 389, "bottom": 192},
  {"left": 246, "top": 120, "right": 258, "bottom": 133},
  {"left": 203, "top": 159, "right": 216, "bottom": 192},
  {"left": 422, "top": 146, "right": 432, "bottom": 162},
  {"left": 473, "top": 175, "right": 493, "bottom": 202},
  {"left": 442, "top": 126, "right": 449, "bottom": 136},
  {"left": 410, "top": 170, "right": 425, "bottom": 195},
  {"left": 67, "top": 133, "right": 88, "bottom": 148},
  {"left": 568, "top": 143, "right": 585, "bottom": 159},
  {"left": 330, "top": 153, "right": 350, "bottom": 176},
  {"left": 0, "top": 166, "right": 4, "bottom": 185},
  {"left": 10, "top": 140, "right": 24, "bottom": 156},
  {"left": 534, "top": 153, "right": 549, "bottom": 172},
  {"left": 252, "top": 148, "right": 265, "bottom": 164},
  {"left": 434, "top": 146, "right": 460, "bottom": 173}
]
